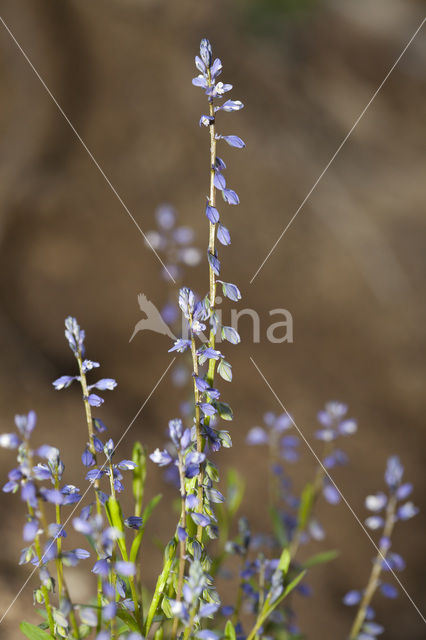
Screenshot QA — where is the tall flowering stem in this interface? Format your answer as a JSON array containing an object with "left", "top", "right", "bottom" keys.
[
  {"left": 344, "top": 456, "right": 418, "bottom": 639},
  {"left": 348, "top": 495, "right": 397, "bottom": 639}
]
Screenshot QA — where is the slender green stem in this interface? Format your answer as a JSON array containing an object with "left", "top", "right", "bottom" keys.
[
  {"left": 206, "top": 69, "right": 218, "bottom": 386},
  {"left": 22, "top": 438, "right": 56, "bottom": 637},
  {"left": 52, "top": 476, "right": 64, "bottom": 600},
  {"left": 254, "top": 559, "right": 266, "bottom": 640},
  {"left": 189, "top": 67, "right": 219, "bottom": 545},
  {"left": 182, "top": 607, "right": 197, "bottom": 640},
  {"left": 38, "top": 479, "right": 80, "bottom": 638},
  {"left": 144, "top": 540, "right": 177, "bottom": 637},
  {"left": 76, "top": 351, "right": 103, "bottom": 632},
  {"left": 171, "top": 453, "right": 188, "bottom": 640},
  {"left": 190, "top": 331, "right": 205, "bottom": 542},
  {"left": 349, "top": 495, "right": 398, "bottom": 639},
  {"left": 26, "top": 498, "right": 56, "bottom": 637}
]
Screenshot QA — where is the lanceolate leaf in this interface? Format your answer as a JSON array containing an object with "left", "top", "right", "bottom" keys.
[
  {"left": 130, "top": 494, "right": 162, "bottom": 563},
  {"left": 20, "top": 622, "right": 53, "bottom": 640},
  {"left": 132, "top": 442, "right": 147, "bottom": 517},
  {"left": 105, "top": 497, "right": 127, "bottom": 560},
  {"left": 302, "top": 549, "right": 339, "bottom": 569},
  {"left": 224, "top": 620, "right": 237, "bottom": 640},
  {"left": 297, "top": 483, "right": 315, "bottom": 531}
]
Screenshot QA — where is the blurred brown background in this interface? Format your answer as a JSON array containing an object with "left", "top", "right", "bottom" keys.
[{"left": 0, "top": 0, "right": 425, "bottom": 638}]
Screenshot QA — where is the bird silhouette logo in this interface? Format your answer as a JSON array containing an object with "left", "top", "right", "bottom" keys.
[{"left": 129, "top": 293, "right": 177, "bottom": 343}]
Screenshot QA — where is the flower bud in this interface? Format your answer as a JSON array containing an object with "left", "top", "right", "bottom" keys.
[{"left": 200, "top": 38, "right": 212, "bottom": 68}]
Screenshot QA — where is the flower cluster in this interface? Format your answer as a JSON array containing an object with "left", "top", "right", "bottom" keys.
[
  {"left": 145, "top": 204, "right": 202, "bottom": 282},
  {"left": 343, "top": 456, "right": 418, "bottom": 640},
  {"left": 0, "top": 37, "right": 420, "bottom": 640}
]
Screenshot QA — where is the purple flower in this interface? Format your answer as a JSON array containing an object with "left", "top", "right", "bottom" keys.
[
  {"left": 82, "top": 359, "right": 100, "bottom": 372},
  {"left": 246, "top": 427, "right": 268, "bottom": 445},
  {"left": 86, "top": 469, "right": 106, "bottom": 482},
  {"left": 117, "top": 460, "right": 137, "bottom": 471},
  {"left": 190, "top": 512, "right": 211, "bottom": 528},
  {"left": 15, "top": 411, "right": 37, "bottom": 439},
  {"left": 199, "top": 115, "right": 214, "bottom": 127},
  {"left": 169, "top": 339, "right": 191, "bottom": 353},
  {"left": 177, "top": 526, "right": 187, "bottom": 542},
  {"left": 0, "top": 433, "right": 21, "bottom": 449},
  {"left": 115, "top": 561, "right": 136, "bottom": 576},
  {"left": 23, "top": 518, "right": 39, "bottom": 542},
  {"left": 383, "top": 552, "right": 405, "bottom": 571},
  {"left": 52, "top": 375, "right": 77, "bottom": 390},
  {"left": 323, "top": 483, "right": 340, "bottom": 505},
  {"left": 197, "top": 347, "right": 223, "bottom": 361},
  {"left": 93, "top": 418, "right": 107, "bottom": 433},
  {"left": 207, "top": 251, "right": 220, "bottom": 276},
  {"left": 365, "top": 493, "right": 387, "bottom": 512},
  {"left": 199, "top": 403, "right": 217, "bottom": 417},
  {"left": 343, "top": 590, "right": 362, "bottom": 606},
  {"left": 206, "top": 204, "right": 219, "bottom": 224},
  {"left": 200, "top": 38, "right": 212, "bottom": 68},
  {"left": 365, "top": 516, "right": 385, "bottom": 530},
  {"left": 214, "top": 171, "right": 226, "bottom": 190},
  {"left": 219, "top": 100, "right": 244, "bottom": 112},
  {"left": 222, "top": 188, "right": 240, "bottom": 205},
  {"left": 219, "top": 281, "right": 241, "bottom": 302},
  {"left": 396, "top": 483, "right": 412, "bottom": 500},
  {"left": 125, "top": 516, "right": 143, "bottom": 530},
  {"left": 150, "top": 449, "right": 173, "bottom": 467},
  {"left": 65, "top": 316, "right": 85, "bottom": 357},
  {"left": 397, "top": 502, "right": 418, "bottom": 520},
  {"left": 86, "top": 394, "right": 104, "bottom": 407},
  {"left": 218, "top": 135, "right": 245, "bottom": 149},
  {"left": 380, "top": 583, "right": 398, "bottom": 598},
  {"left": 385, "top": 456, "right": 404, "bottom": 490},
  {"left": 217, "top": 224, "right": 231, "bottom": 245},
  {"left": 89, "top": 379, "right": 117, "bottom": 391},
  {"left": 41, "top": 489, "right": 65, "bottom": 505},
  {"left": 72, "top": 517, "right": 93, "bottom": 536},
  {"left": 156, "top": 204, "right": 176, "bottom": 230},
  {"left": 92, "top": 558, "right": 110, "bottom": 576},
  {"left": 82, "top": 449, "right": 95, "bottom": 467}
]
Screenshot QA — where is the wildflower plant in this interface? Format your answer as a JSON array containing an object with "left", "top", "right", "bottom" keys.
[{"left": 0, "top": 38, "right": 420, "bottom": 640}]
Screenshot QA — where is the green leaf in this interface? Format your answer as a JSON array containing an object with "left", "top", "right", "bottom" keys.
[
  {"left": 20, "top": 622, "right": 53, "bottom": 640},
  {"left": 205, "top": 460, "right": 219, "bottom": 482},
  {"left": 144, "top": 539, "right": 177, "bottom": 636},
  {"left": 302, "top": 549, "right": 339, "bottom": 569},
  {"left": 266, "top": 570, "right": 307, "bottom": 617},
  {"left": 282, "top": 569, "right": 307, "bottom": 598},
  {"left": 116, "top": 610, "right": 140, "bottom": 632},
  {"left": 224, "top": 620, "right": 237, "bottom": 640},
  {"left": 214, "top": 401, "right": 233, "bottom": 421},
  {"left": 297, "top": 483, "right": 314, "bottom": 531},
  {"left": 143, "top": 493, "right": 162, "bottom": 522},
  {"left": 105, "top": 497, "right": 127, "bottom": 560},
  {"left": 132, "top": 442, "right": 147, "bottom": 517},
  {"left": 269, "top": 506, "right": 288, "bottom": 547},
  {"left": 129, "top": 495, "right": 161, "bottom": 564},
  {"left": 226, "top": 469, "right": 245, "bottom": 517},
  {"left": 218, "top": 359, "right": 232, "bottom": 382},
  {"left": 154, "top": 627, "right": 164, "bottom": 640},
  {"left": 278, "top": 547, "right": 290, "bottom": 575},
  {"left": 161, "top": 596, "right": 173, "bottom": 619}
]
